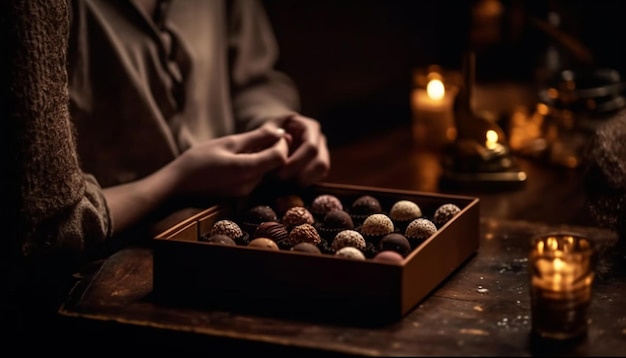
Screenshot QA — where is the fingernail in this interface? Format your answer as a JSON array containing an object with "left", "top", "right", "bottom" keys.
[{"left": 276, "top": 128, "right": 286, "bottom": 136}]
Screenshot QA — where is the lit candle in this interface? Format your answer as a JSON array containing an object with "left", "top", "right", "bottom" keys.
[
  {"left": 529, "top": 233, "right": 596, "bottom": 341},
  {"left": 411, "top": 71, "right": 456, "bottom": 149}
]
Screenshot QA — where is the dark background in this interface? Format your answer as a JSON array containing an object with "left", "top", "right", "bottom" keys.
[{"left": 262, "top": 0, "right": 626, "bottom": 148}]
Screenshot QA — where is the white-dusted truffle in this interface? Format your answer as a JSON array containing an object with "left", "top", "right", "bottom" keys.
[
  {"left": 335, "top": 246, "right": 366, "bottom": 260},
  {"left": 360, "top": 213, "right": 395, "bottom": 237},
  {"left": 331, "top": 229, "right": 366, "bottom": 251},
  {"left": 405, "top": 218, "right": 437, "bottom": 242},
  {"left": 389, "top": 200, "right": 422, "bottom": 222},
  {"left": 211, "top": 219, "right": 244, "bottom": 240}
]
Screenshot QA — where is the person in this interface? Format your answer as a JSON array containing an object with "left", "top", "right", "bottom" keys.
[
  {"left": 67, "top": 0, "right": 331, "bottom": 237},
  {"left": 2, "top": 0, "right": 330, "bottom": 349}
]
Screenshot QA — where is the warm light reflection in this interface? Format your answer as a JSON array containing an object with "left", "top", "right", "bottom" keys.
[{"left": 426, "top": 79, "right": 445, "bottom": 101}]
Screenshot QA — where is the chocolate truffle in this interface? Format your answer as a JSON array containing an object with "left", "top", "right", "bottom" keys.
[
  {"left": 404, "top": 217, "right": 437, "bottom": 249},
  {"left": 282, "top": 206, "right": 315, "bottom": 229},
  {"left": 199, "top": 234, "right": 237, "bottom": 246},
  {"left": 310, "top": 194, "right": 343, "bottom": 220},
  {"left": 360, "top": 213, "right": 395, "bottom": 244},
  {"left": 248, "top": 237, "right": 280, "bottom": 250},
  {"left": 274, "top": 194, "right": 305, "bottom": 215},
  {"left": 350, "top": 195, "right": 382, "bottom": 217},
  {"left": 378, "top": 233, "right": 412, "bottom": 257},
  {"left": 210, "top": 219, "right": 248, "bottom": 245},
  {"left": 331, "top": 229, "right": 366, "bottom": 252},
  {"left": 389, "top": 200, "right": 422, "bottom": 232},
  {"left": 290, "top": 242, "right": 322, "bottom": 255},
  {"left": 335, "top": 246, "right": 366, "bottom": 260},
  {"left": 433, "top": 203, "right": 461, "bottom": 228},
  {"left": 253, "top": 221, "right": 290, "bottom": 249},
  {"left": 317, "top": 209, "right": 354, "bottom": 241},
  {"left": 288, "top": 223, "right": 322, "bottom": 246},
  {"left": 241, "top": 205, "right": 278, "bottom": 234},
  {"left": 373, "top": 250, "right": 405, "bottom": 264}
]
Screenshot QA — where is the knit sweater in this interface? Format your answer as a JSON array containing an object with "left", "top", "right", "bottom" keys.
[{"left": 1, "top": 0, "right": 111, "bottom": 344}]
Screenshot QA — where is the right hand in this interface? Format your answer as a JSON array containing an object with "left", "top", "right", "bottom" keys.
[{"left": 167, "top": 123, "right": 290, "bottom": 198}]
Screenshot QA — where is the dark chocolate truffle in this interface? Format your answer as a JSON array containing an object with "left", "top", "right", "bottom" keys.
[
  {"left": 378, "top": 233, "right": 412, "bottom": 257},
  {"left": 242, "top": 205, "right": 278, "bottom": 234},
  {"left": 253, "top": 221, "right": 289, "bottom": 248},
  {"left": 350, "top": 195, "right": 382, "bottom": 216},
  {"left": 199, "top": 234, "right": 237, "bottom": 246},
  {"left": 317, "top": 209, "right": 354, "bottom": 241}
]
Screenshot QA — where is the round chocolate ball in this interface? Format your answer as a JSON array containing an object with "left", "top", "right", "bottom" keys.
[
  {"left": 350, "top": 195, "right": 382, "bottom": 216},
  {"left": 331, "top": 229, "right": 366, "bottom": 252},
  {"left": 290, "top": 242, "right": 322, "bottom": 255},
  {"left": 245, "top": 205, "right": 278, "bottom": 224},
  {"left": 282, "top": 206, "right": 315, "bottom": 229},
  {"left": 322, "top": 209, "right": 354, "bottom": 230},
  {"left": 335, "top": 246, "right": 366, "bottom": 260},
  {"left": 254, "top": 221, "right": 289, "bottom": 247},
  {"left": 211, "top": 219, "right": 244, "bottom": 240},
  {"left": 200, "top": 234, "right": 237, "bottom": 246},
  {"left": 373, "top": 250, "right": 404, "bottom": 264},
  {"left": 433, "top": 203, "right": 461, "bottom": 228},
  {"left": 360, "top": 213, "right": 395, "bottom": 242},
  {"left": 288, "top": 223, "right": 322, "bottom": 246},
  {"left": 378, "top": 233, "right": 411, "bottom": 257},
  {"left": 310, "top": 194, "right": 343, "bottom": 219},
  {"left": 248, "top": 237, "right": 280, "bottom": 250},
  {"left": 404, "top": 217, "right": 437, "bottom": 248}
]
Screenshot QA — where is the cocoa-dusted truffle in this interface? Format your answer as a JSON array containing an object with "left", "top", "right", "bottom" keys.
[
  {"left": 335, "top": 246, "right": 366, "bottom": 260},
  {"left": 290, "top": 242, "right": 322, "bottom": 255},
  {"left": 331, "top": 229, "right": 366, "bottom": 252},
  {"left": 211, "top": 219, "right": 248, "bottom": 245},
  {"left": 310, "top": 194, "right": 343, "bottom": 220},
  {"left": 378, "top": 233, "right": 411, "bottom": 257},
  {"left": 404, "top": 217, "right": 437, "bottom": 249},
  {"left": 288, "top": 223, "right": 322, "bottom": 246},
  {"left": 360, "top": 213, "right": 395, "bottom": 244},
  {"left": 253, "top": 221, "right": 289, "bottom": 249},
  {"left": 433, "top": 203, "right": 461, "bottom": 228},
  {"left": 248, "top": 237, "right": 280, "bottom": 250},
  {"left": 199, "top": 234, "right": 236, "bottom": 246},
  {"left": 389, "top": 200, "right": 422, "bottom": 232},
  {"left": 282, "top": 206, "right": 315, "bottom": 229}
]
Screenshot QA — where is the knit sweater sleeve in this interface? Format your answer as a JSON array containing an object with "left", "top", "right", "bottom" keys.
[{"left": 2, "top": 0, "right": 112, "bottom": 262}]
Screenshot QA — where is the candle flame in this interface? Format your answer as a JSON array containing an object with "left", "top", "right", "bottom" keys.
[
  {"left": 426, "top": 79, "right": 445, "bottom": 101},
  {"left": 485, "top": 130, "right": 499, "bottom": 150}
]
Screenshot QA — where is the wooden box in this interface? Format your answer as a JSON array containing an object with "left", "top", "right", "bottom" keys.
[{"left": 152, "top": 183, "right": 479, "bottom": 325}]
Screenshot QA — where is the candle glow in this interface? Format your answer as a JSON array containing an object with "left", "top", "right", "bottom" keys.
[
  {"left": 426, "top": 79, "right": 445, "bottom": 101},
  {"left": 485, "top": 130, "right": 499, "bottom": 150}
]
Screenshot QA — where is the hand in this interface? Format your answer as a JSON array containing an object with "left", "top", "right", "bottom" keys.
[
  {"left": 169, "top": 123, "right": 290, "bottom": 198},
  {"left": 274, "top": 114, "right": 331, "bottom": 186}
]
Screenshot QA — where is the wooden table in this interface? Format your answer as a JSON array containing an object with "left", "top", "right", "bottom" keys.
[{"left": 58, "top": 126, "right": 626, "bottom": 356}]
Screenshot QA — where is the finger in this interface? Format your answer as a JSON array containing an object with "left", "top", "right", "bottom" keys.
[
  {"left": 240, "top": 135, "right": 290, "bottom": 173},
  {"left": 228, "top": 125, "right": 286, "bottom": 153}
]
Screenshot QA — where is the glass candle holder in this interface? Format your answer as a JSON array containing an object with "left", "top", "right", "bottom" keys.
[{"left": 529, "top": 232, "right": 596, "bottom": 341}]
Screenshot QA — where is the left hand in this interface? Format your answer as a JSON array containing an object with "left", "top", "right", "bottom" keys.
[{"left": 273, "top": 113, "right": 331, "bottom": 186}]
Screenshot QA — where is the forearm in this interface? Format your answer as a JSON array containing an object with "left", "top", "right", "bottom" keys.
[{"left": 103, "top": 163, "right": 180, "bottom": 235}]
